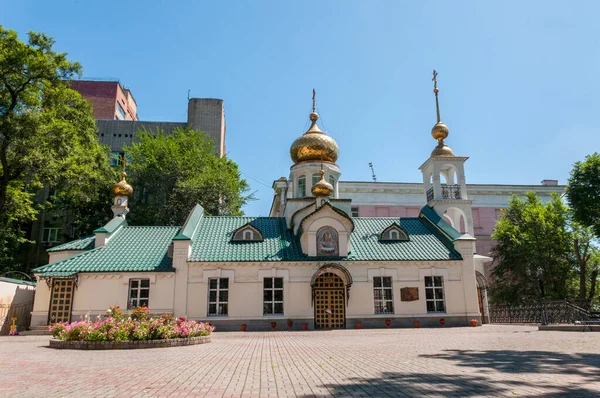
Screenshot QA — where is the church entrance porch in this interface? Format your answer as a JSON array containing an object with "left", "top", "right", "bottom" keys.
[
  {"left": 313, "top": 272, "right": 346, "bottom": 329},
  {"left": 48, "top": 279, "right": 74, "bottom": 325}
]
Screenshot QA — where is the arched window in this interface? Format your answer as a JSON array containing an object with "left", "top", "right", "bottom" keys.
[
  {"left": 312, "top": 173, "right": 320, "bottom": 186},
  {"left": 329, "top": 175, "right": 335, "bottom": 192},
  {"left": 297, "top": 175, "right": 306, "bottom": 198},
  {"left": 316, "top": 226, "right": 339, "bottom": 256},
  {"left": 231, "top": 224, "right": 264, "bottom": 242},
  {"left": 379, "top": 223, "right": 409, "bottom": 242}
]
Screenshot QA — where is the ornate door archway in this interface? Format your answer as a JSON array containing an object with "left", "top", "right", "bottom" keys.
[{"left": 313, "top": 272, "right": 346, "bottom": 329}]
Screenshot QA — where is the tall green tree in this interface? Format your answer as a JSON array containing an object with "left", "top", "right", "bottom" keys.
[
  {"left": 124, "top": 127, "right": 251, "bottom": 226},
  {"left": 570, "top": 223, "right": 599, "bottom": 304},
  {"left": 491, "top": 192, "right": 573, "bottom": 304},
  {"left": 567, "top": 153, "right": 600, "bottom": 237},
  {"left": 0, "top": 27, "right": 115, "bottom": 274}
]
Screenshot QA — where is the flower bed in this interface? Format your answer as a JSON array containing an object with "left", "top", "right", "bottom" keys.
[{"left": 49, "top": 307, "right": 213, "bottom": 349}]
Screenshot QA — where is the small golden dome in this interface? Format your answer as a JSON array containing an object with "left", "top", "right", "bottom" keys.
[
  {"left": 431, "top": 121, "right": 449, "bottom": 141},
  {"left": 290, "top": 111, "right": 339, "bottom": 164},
  {"left": 431, "top": 142, "right": 455, "bottom": 157},
  {"left": 311, "top": 170, "right": 333, "bottom": 197},
  {"left": 113, "top": 171, "right": 133, "bottom": 196}
]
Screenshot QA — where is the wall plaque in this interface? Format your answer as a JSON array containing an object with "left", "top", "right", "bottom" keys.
[{"left": 401, "top": 287, "right": 419, "bottom": 301}]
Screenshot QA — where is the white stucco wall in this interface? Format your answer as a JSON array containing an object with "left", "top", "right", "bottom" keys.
[
  {"left": 30, "top": 272, "right": 175, "bottom": 326},
  {"left": 185, "top": 261, "right": 479, "bottom": 322}
]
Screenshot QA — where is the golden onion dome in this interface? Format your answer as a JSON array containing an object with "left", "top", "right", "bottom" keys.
[
  {"left": 311, "top": 170, "right": 333, "bottom": 197},
  {"left": 113, "top": 171, "right": 133, "bottom": 196},
  {"left": 290, "top": 111, "right": 339, "bottom": 164},
  {"left": 431, "top": 142, "right": 455, "bottom": 157}
]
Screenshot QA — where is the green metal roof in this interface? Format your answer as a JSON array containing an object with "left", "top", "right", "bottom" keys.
[
  {"left": 189, "top": 217, "right": 300, "bottom": 262},
  {"left": 34, "top": 226, "right": 180, "bottom": 275},
  {"left": 47, "top": 235, "right": 95, "bottom": 252},
  {"left": 173, "top": 204, "right": 204, "bottom": 240},
  {"left": 93, "top": 216, "right": 127, "bottom": 234},
  {"left": 0, "top": 277, "right": 36, "bottom": 286},
  {"left": 419, "top": 205, "right": 463, "bottom": 241},
  {"left": 189, "top": 216, "right": 461, "bottom": 262}
]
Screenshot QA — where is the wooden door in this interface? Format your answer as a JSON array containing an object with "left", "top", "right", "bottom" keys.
[
  {"left": 477, "top": 287, "right": 484, "bottom": 316},
  {"left": 314, "top": 273, "right": 345, "bottom": 329},
  {"left": 48, "top": 279, "right": 74, "bottom": 325}
]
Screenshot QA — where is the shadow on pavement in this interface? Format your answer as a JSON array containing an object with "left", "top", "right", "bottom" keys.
[{"left": 311, "top": 350, "right": 600, "bottom": 397}]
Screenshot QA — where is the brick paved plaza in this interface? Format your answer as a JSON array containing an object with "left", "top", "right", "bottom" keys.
[{"left": 1, "top": 325, "right": 599, "bottom": 397}]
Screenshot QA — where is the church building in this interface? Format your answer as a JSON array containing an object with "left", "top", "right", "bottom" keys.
[{"left": 31, "top": 77, "right": 490, "bottom": 330}]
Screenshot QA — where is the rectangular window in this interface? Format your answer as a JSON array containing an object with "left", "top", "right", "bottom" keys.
[
  {"left": 297, "top": 176, "right": 306, "bottom": 198},
  {"left": 351, "top": 206, "right": 360, "bottom": 217},
  {"left": 263, "top": 277, "right": 284, "bottom": 315},
  {"left": 42, "top": 228, "right": 62, "bottom": 243},
  {"left": 116, "top": 102, "right": 127, "bottom": 120},
  {"left": 373, "top": 276, "right": 394, "bottom": 314},
  {"left": 128, "top": 279, "right": 150, "bottom": 309},
  {"left": 110, "top": 151, "right": 121, "bottom": 167},
  {"left": 208, "top": 278, "right": 229, "bottom": 316},
  {"left": 425, "top": 276, "right": 445, "bottom": 312}
]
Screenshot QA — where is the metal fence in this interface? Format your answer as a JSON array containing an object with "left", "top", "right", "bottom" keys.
[
  {"left": 0, "top": 301, "right": 33, "bottom": 335},
  {"left": 489, "top": 300, "right": 592, "bottom": 325}
]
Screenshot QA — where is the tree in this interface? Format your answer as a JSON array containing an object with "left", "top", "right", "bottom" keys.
[
  {"left": 490, "top": 192, "right": 573, "bottom": 305},
  {"left": 124, "top": 127, "right": 251, "bottom": 226},
  {"left": 570, "top": 223, "right": 599, "bottom": 303},
  {"left": 567, "top": 153, "right": 600, "bottom": 237},
  {"left": 0, "top": 27, "right": 115, "bottom": 274}
]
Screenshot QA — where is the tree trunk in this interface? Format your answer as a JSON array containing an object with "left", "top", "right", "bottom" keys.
[
  {"left": 575, "top": 239, "right": 587, "bottom": 299},
  {"left": 588, "top": 269, "right": 598, "bottom": 305}
]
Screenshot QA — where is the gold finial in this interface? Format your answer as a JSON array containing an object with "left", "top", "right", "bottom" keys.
[{"left": 430, "top": 70, "right": 453, "bottom": 157}]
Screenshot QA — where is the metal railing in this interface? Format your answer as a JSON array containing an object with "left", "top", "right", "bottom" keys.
[
  {"left": 426, "top": 188, "right": 434, "bottom": 202},
  {"left": 441, "top": 184, "right": 462, "bottom": 199},
  {"left": 489, "top": 300, "right": 592, "bottom": 325},
  {"left": 426, "top": 185, "right": 462, "bottom": 201}
]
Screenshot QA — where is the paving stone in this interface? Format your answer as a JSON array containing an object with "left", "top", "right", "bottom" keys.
[{"left": 1, "top": 325, "right": 599, "bottom": 397}]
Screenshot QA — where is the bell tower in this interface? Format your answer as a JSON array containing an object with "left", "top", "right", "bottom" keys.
[{"left": 419, "top": 70, "right": 474, "bottom": 235}]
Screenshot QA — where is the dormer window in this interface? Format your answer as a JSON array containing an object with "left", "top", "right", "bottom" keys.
[
  {"left": 231, "top": 224, "right": 264, "bottom": 242},
  {"left": 379, "top": 223, "right": 409, "bottom": 242}
]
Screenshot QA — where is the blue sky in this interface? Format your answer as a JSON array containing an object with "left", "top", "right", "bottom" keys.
[{"left": 4, "top": 1, "right": 599, "bottom": 216}]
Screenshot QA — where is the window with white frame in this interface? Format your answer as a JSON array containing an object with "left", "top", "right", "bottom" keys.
[
  {"left": 208, "top": 278, "right": 229, "bottom": 316},
  {"left": 373, "top": 276, "right": 394, "bottom": 314},
  {"left": 351, "top": 206, "right": 360, "bottom": 217},
  {"left": 297, "top": 175, "right": 306, "bottom": 198},
  {"left": 263, "top": 277, "right": 283, "bottom": 315},
  {"left": 312, "top": 173, "right": 320, "bottom": 186},
  {"left": 42, "top": 227, "right": 62, "bottom": 243},
  {"left": 128, "top": 279, "right": 150, "bottom": 309},
  {"left": 329, "top": 175, "right": 335, "bottom": 191},
  {"left": 425, "top": 276, "right": 445, "bottom": 312}
]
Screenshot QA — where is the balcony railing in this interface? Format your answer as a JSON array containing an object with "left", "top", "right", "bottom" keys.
[
  {"left": 442, "top": 184, "right": 462, "bottom": 199},
  {"left": 426, "top": 188, "right": 434, "bottom": 202}
]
